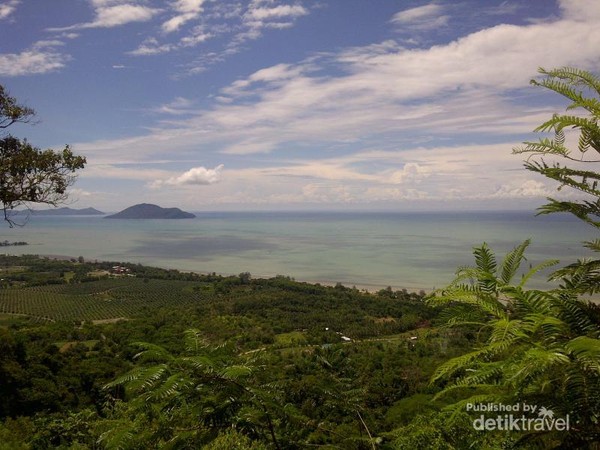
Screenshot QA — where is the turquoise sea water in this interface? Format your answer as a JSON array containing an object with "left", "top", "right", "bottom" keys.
[{"left": 0, "top": 211, "right": 595, "bottom": 291}]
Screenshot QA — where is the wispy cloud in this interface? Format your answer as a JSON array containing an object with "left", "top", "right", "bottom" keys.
[
  {"left": 128, "top": 0, "right": 309, "bottom": 70},
  {"left": 162, "top": 0, "right": 206, "bottom": 33},
  {"left": 128, "top": 37, "right": 174, "bottom": 56},
  {"left": 231, "top": 1, "right": 309, "bottom": 47},
  {"left": 70, "top": 0, "right": 600, "bottom": 207},
  {"left": 391, "top": 4, "right": 449, "bottom": 31},
  {"left": 150, "top": 97, "right": 196, "bottom": 115},
  {"left": 0, "top": 40, "right": 70, "bottom": 76},
  {"left": 48, "top": 0, "right": 161, "bottom": 31},
  {"left": 0, "top": 0, "right": 20, "bottom": 21}
]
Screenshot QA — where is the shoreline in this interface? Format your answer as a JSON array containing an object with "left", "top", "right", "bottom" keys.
[{"left": 34, "top": 253, "right": 432, "bottom": 294}]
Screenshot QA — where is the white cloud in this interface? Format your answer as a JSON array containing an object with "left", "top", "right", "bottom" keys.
[
  {"left": 391, "top": 4, "right": 449, "bottom": 30},
  {"left": 559, "top": 0, "right": 600, "bottom": 20},
  {"left": 162, "top": 0, "right": 206, "bottom": 33},
  {"left": 179, "top": 28, "right": 212, "bottom": 47},
  {"left": 130, "top": 26, "right": 211, "bottom": 55},
  {"left": 246, "top": 4, "right": 308, "bottom": 21},
  {"left": 162, "top": 13, "right": 196, "bottom": 33},
  {"left": 391, "top": 4, "right": 444, "bottom": 23},
  {"left": 151, "top": 165, "right": 224, "bottom": 188},
  {"left": 489, "top": 180, "right": 550, "bottom": 198},
  {"left": 0, "top": 0, "right": 20, "bottom": 21},
  {"left": 128, "top": 37, "right": 174, "bottom": 55},
  {"left": 91, "top": 4, "right": 159, "bottom": 27},
  {"left": 0, "top": 41, "right": 70, "bottom": 76},
  {"left": 227, "top": 1, "right": 309, "bottom": 50},
  {"left": 69, "top": 0, "right": 600, "bottom": 207},
  {"left": 151, "top": 97, "right": 195, "bottom": 115},
  {"left": 68, "top": 188, "right": 93, "bottom": 199},
  {"left": 388, "top": 163, "right": 431, "bottom": 185},
  {"left": 49, "top": 1, "right": 161, "bottom": 31}
]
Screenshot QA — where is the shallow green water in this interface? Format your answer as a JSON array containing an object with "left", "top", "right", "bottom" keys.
[{"left": 0, "top": 211, "right": 594, "bottom": 291}]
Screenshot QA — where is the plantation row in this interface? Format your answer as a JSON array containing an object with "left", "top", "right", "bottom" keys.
[{"left": 0, "top": 278, "right": 207, "bottom": 321}]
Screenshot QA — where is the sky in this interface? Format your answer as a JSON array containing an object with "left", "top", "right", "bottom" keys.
[{"left": 1, "top": 0, "right": 599, "bottom": 212}]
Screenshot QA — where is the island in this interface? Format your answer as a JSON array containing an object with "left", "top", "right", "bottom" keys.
[
  {"left": 30, "top": 207, "right": 105, "bottom": 216},
  {"left": 105, "top": 203, "right": 196, "bottom": 219},
  {"left": 12, "top": 207, "right": 105, "bottom": 216},
  {"left": 0, "top": 240, "right": 28, "bottom": 246}
]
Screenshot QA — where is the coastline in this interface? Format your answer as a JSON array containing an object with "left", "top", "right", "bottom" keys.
[{"left": 35, "top": 253, "right": 431, "bottom": 294}]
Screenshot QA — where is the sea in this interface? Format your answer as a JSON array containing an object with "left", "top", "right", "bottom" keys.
[{"left": 0, "top": 210, "right": 596, "bottom": 292}]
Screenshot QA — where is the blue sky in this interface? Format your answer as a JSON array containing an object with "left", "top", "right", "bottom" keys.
[{"left": 1, "top": 0, "right": 599, "bottom": 212}]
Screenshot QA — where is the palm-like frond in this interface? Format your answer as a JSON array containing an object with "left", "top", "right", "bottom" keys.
[
  {"left": 126, "top": 364, "right": 170, "bottom": 393},
  {"left": 534, "top": 67, "right": 600, "bottom": 103},
  {"left": 427, "top": 67, "right": 600, "bottom": 448},
  {"left": 565, "top": 336, "right": 600, "bottom": 372},
  {"left": 219, "top": 364, "right": 253, "bottom": 381},
  {"left": 431, "top": 341, "right": 515, "bottom": 384},
  {"left": 519, "top": 259, "right": 559, "bottom": 287},
  {"left": 97, "top": 421, "right": 137, "bottom": 450},
  {"left": 131, "top": 342, "right": 174, "bottom": 363},
  {"left": 101, "top": 329, "right": 282, "bottom": 449},
  {"left": 500, "top": 239, "right": 530, "bottom": 286},
  {"left": 183, "top": 328, "right": 209, "bottom": 353},
  {"left": 506, "top": 346, "right": 569, "bottom": 388},
  {"left": 143, "top": 373, "right": 193, "bottom": 402}
]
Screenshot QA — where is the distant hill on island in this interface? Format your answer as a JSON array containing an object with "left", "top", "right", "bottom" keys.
[
  {"left": 105, "top": 203, "right": 196, "bottom": 219},
  {"left": 30, "top": 207, "right": 105, "bottom": 216}
]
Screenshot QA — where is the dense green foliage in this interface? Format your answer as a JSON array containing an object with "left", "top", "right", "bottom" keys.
[
  {"left": 0, "top": 85, "right": 86, "bottom": 226},
  {"left": 390, "top": 67, "right": 600, "bottom": 449},
  {"left": 0, "top": 255, "right": 458, "bottom": 449}
]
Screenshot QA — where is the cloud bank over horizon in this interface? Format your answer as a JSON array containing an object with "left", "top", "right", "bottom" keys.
[{"left": 1, "top": 0, "right": 599, "bottom": 211}]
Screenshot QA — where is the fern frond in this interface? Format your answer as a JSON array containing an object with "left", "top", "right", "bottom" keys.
[
  {"left": 219, "top": 364, "right": 253, "bottom": 381},
  {"left": 500, "top": 239, "right": 530, "bottom": 286},
  {"left": 506, "top": 346, "right": 569, "bottom": 388},
  {"left": 97, "top": 421, "right": 136, "bottom": 450},
  {"left": 514, "top": 138, "right": 569, "bottom": 157},
  {"left": 473, "top": 243, "right": 497, "bottom": 278},
  {"left": 179, "top": 355, "right": 218, "bottom": 372},
  {"left": 533, "top": 114, "right": 600, "bottom": 136},
  {"left": 511, "top": 289, "right": 556, "bottom": 315},
  {"left": 428, "top": 287, "right": 507, "bottom": 319},
  {"left": 131, "top": 342, "right": 173, "bottom": 363},
  {"left": 127, "top": 364, "right": 169, "bottom": 393},
  {"left": 431, "top": 341, "right": 514, "bottom": 383},
  {"left": 144, "top": 374, "right": 193, "bottom": 402},
  {"left": 104, "top": 366, "right": 149, "bottom": 389},
  {"left": 583, "top": 239, "right": 600, "bottom": 252},
  {"left": 536, "top": 66, "right": 600, "bottom": 98},
  {"left": 519, "top": 259, "right": 559, "bottom": 287},
  {"left": 183, "top": 328, "right": 209, "bottom": 353},
  {"left": 565, "top": 336, "right": 600, "bottom": 372},
  {"left": 489, "top": 318, "right": 528, "bottom": 344}
]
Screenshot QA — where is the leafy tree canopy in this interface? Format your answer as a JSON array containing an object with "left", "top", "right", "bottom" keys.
[
  {"left": 0, "top": 85, "right": 35, "bottom": 130},
  {"left": 0, "top": 85, "right": 85, "bottom": 226},
  {"left": 419, "top": 67, "right": 600, "bottom": 449}
]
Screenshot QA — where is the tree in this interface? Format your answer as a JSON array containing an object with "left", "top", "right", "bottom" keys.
[
  {"left": 101, "top": 329, "right": 281, "bottom": 449},
  {"left": 514, "top": 67, "right": 600, "bottom": 295},
  {"left": 0, "top": 85, "right": 34, "bottom": 130},
  {"left": 426, "top": 242, "right": 600, "bottom": 448},
  {"left": 514, "top": 67, "right": 600, "bottom": 228},
  {"left": 421, "top": 68, "right": 600, "bottom": 449},
  {"left": 0, "top": 85, "right": 85, "bottom": 226}
]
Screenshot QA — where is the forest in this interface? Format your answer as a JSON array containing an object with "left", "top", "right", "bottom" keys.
[{"left": 0, "top": 254, "right": 451, "bottom": 449}]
